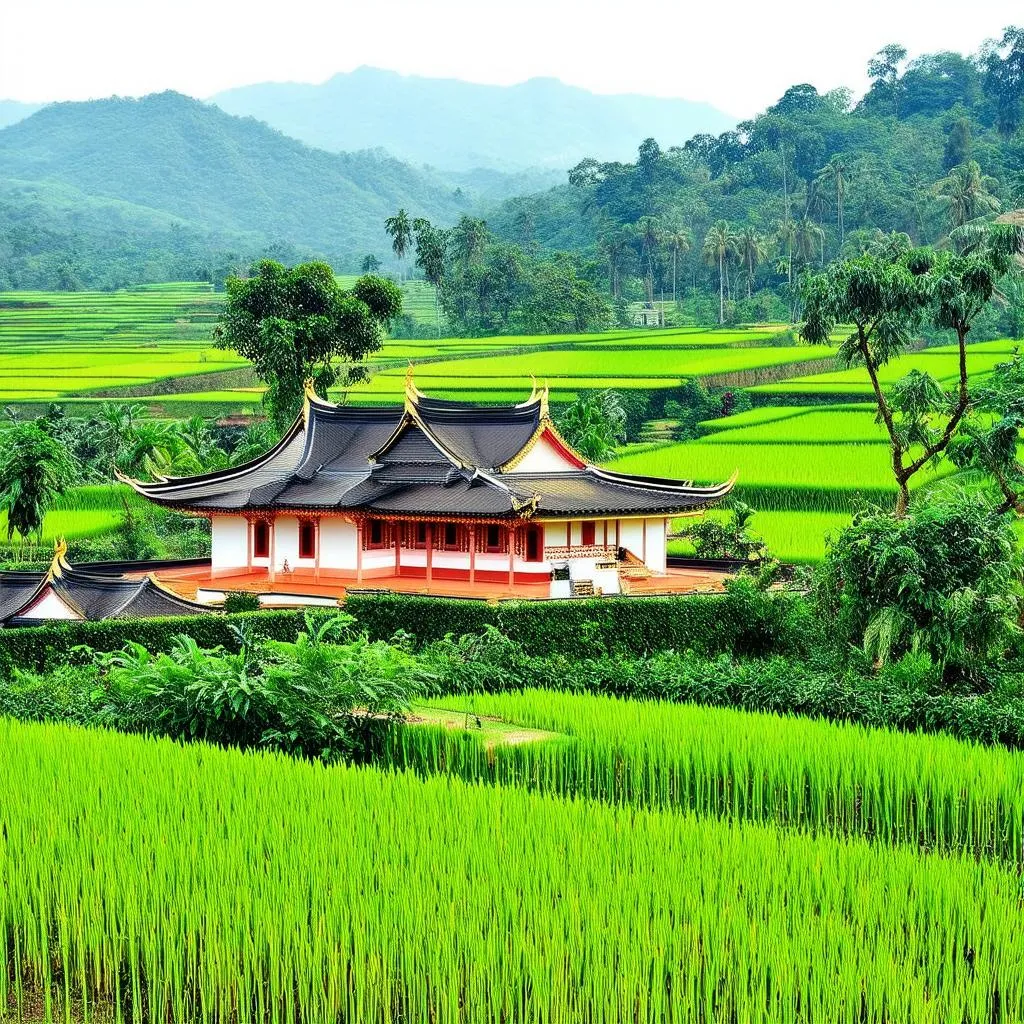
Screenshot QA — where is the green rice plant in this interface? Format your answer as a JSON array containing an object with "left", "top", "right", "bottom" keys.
[
  {"left": 669, "top": 509, "right": 853, "bottom": 562},
  {"left": 700, "top": 409, "right": 890, "bottom": 444},
  {"left": 407, "top": 690, "right": 1024, "bottom": 862},
  {"left": 3, "top": 717, "right": 1024, "bottom": 1023}
]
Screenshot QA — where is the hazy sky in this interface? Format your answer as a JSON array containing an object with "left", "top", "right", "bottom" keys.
[{"left": 2, "top": 0, "right": 1020, "bottom": 117}]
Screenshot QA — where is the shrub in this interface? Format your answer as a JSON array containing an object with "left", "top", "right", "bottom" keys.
[{"left": 223, "top": 591, "right": 262, "bottom": 613}]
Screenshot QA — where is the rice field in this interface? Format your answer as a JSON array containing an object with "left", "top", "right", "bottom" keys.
[
  {"left": 407, "top": 690, "right": 1024, "bottom": 860},
  {"left": 4, "top": 716, "right": 1024, "bottom": 1024}
]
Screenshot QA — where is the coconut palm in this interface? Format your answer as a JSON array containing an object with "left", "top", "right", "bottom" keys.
[
  {"left": 736, "top": 227, "right": 768, "bottom": 298},
  {"left": 702, "top": 221, "right": 738, "bottom": 324},
  {"left": 664, "top": 225, "right": 693, "bottom": 304},
  {"left": 816, "top": 157, "right": 850, "bottom": 246},
  {"left": 384, "top": 209, "right": 413, "bottom": 280},
  {"left": 635, "top": 216, "right": 662, "bottom": 305},
  {"left": 795, "top": 215, "right": 826, "bottom": 267},
  {"left": 932, "top": 161, "right": 1001, "bottom": 231}
]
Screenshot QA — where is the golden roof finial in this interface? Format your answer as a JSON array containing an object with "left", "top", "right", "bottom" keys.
[
  {"left": 49, "top": 538, "right": 69, "bottom": 579},
  {"left": 404, "top": 362, "right": 423, "bottom": 411},
  {"left": 539, "top": 380, "right": 550, "bottom": 419},
  {"left": 301, "top": 378, "right": 319, "bottom": 423}
]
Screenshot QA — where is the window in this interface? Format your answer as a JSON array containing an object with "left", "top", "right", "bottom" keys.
[
  {"left": 298, "top": 519, "right": 316, "bottom": 560},
  {"left": 252, "top": 521, "right": 270, "bottom": 559},
  {"left": 581, "top": 521, "right": 596, "bottom": 546},
  {"left": 442, "top": 523, "right": 460, "bottom": 550},
  {"left": 484, "top": 524, "right": 504, "bottom": 553},
  {"left": 366, "top": 519, "right": 386, "bottom": 549}
]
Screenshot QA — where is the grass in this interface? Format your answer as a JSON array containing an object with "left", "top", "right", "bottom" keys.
[
  {"left": 4, "top": 716, "right": 1024, "bottom": 1023},
  {"left": 410, "top": 689, "right": 1024, "bottom": 860}
]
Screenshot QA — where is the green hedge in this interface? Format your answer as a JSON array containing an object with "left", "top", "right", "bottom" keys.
[
  {"left": 345, "top": 584, "right": 809, "bottom": 658},
  {"left": 0, "top": 586, "right": 809, "bottom": 675},
  {"left": 0, "top": 611, "right": 305, "bottom": 675}
]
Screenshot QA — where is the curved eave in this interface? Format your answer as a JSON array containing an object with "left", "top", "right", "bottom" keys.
[
  {"left": 590, "top": 467, "right": 738, "bottom": 500},
  {"left": 116, "top": 411, "right": 307, "bottom": 499}
]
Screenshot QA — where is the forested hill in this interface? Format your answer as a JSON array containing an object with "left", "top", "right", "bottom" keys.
[
  {"left": 486, "top": 39, "right": 1024, "bottom": 320},
  {"left": 0, "top": 92, "right": 471, "bottom": 250},
  {"left": 212, "top": 67, "right": 734, "bottom": 172},
  {"left": 0, "top": 92, "right": 553, "bottom": 289},
  {"left": 0, "top": 100, "right": 42, "bottom": 131}
]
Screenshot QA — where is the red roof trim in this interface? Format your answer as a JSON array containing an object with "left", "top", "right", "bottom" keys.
[{"left": 539, "top": 427, "right": 587, "bottom": 469}]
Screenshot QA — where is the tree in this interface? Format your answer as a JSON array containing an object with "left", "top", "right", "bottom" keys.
[
  {"left": 384, "top": 209, "right": 413, "bottom": 280},
  {"left": 816, "top": 156, "right": 850, "bottom": 246},
  {"left": 215, "top": 260, "right": 402, "bottom": 430},
  {"left": 814, "top": 496, "right": 1022, "bottom": 684},
  {"left": 980, "top": 26, "right": 1024, "bottom": 136},
  {"left": 412, "top": 219, "right": 449, "bottom": 338},
  {"left": 794, "top": 215, "right": 825, "bottom": 268},
  {"left": 0, "top": 423, "right": 77, "bottom": 542},
  {"left": 702, "top": 221, "right": 738, "bottom": 324},
  {"left": 635, "top": 216, "right": 662, "bottom": 304},
  {"left": 949, "top": 354, "right": 1024, "bottom": 513},
  {"left": 942, "top": 114, "right": 973, "bottom": 172},
  {"left": 801, "top": 228, "right": 1021, "bottom": 515},
  {"left": 664, "top": 225, "right": 693, "bottom": 305},
  {"left": 360, "top": 254, "right": 381, "bottom": 273},
  {"left": 932, "top": 160, "right": 1001, "bottom": 231},
  {"left": 865, "top": 43, "right": 908, "bottom": 115},
  {"left": 736, "top": 227, "right": 768, "bottom": 298},
  {"left": 554, "top": 390, "right": 627, "bottom": 462}
]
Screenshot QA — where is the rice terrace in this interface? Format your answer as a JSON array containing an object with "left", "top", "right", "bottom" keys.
[{"left": 3, "top": 11, "right": 1024, "bottom": 1024}]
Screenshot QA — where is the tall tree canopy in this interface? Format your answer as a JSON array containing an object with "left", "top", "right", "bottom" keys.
[
  {"left": 0, "top": 423, "right": 77, "bottom": 542},
  {"left": 215, "top": 260, "right": 401, "bottom": 429}
]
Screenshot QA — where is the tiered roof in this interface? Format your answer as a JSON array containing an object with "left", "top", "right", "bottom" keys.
[
  {"left": 0, "top": 542, "right": 209, "bottom": 626},
  {"left": 122, "top": 380, "right": 735, "bottom": 519}
]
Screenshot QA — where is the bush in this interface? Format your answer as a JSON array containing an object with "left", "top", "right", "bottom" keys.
[
  {"left": 814, "top": 495, "right": 1023, "bottom": 685},
  {"left": 223, "top": 591, "right": 262, "bottom": 613}
]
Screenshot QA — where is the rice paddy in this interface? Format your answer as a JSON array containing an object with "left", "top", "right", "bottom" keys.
[
  {"left": 1, "top": 284, "right": 1017, "bottom": 561},
  {"left": 4, "top": 715, "right": 1024, "bottom": 1024}
]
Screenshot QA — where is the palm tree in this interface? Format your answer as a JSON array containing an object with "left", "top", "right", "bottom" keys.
[
  {"left": 664, "top": 226, "right": 693, "bottom": 305},
  {"left": 736, "top": 227, "right": 768, "bottom": 298},
  {"left": 794, "top": 215, "right": 825, "bottom": 267},
  {"left": 932, "top": 161, "right": 1001, "bottom": 231},
  {"left": 775, "top": 218, "right": 797, "bottom": 289},
  {"left": 702, "top": 221, "right": 738, "bottom": 324},
  {"left": 384, "top": 209, "right": 413, "bottom": 280},
  {"left": 636, "top": 216, "right": 662, "bottom": 305},
  {"left": 816, "top": 157, "right": 850, "bottom": 246}
]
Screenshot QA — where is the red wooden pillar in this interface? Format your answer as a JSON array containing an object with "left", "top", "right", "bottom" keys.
[
  {"left": 507, "top": 528, "right": 515, "bottom": 586},
  {"left": 269, "top": 517, "right": 276, "bottom": 582},
  {"left": 394, "top": 521, "right": 401, "bottom": 577},
  {"left": 426, "top": 523, "right": 434, "bottom": 586},
  {"left": 246, "top": 517, "right": 253, "bottom": 574},
  {"left": 469, "top": 525, "right": 476, "bottom": 585},
  {"left": 356, "top": 522, "right": 363, "bottom": 583}
]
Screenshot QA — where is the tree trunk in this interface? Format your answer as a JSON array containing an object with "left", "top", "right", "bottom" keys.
[
  {"left": 718, "top": 253, "right": 724, "bottom": 324},
  {"left": 672, "top": 250, "right": 677, "bottom": 305}
]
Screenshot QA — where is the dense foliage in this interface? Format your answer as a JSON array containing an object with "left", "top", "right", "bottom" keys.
[
  {"left": 490, "top": 37, "right": 1024, "bottom": 329},
  {"left": 815, "top": 496, "right": 1023, "bottom": 681},
  {"left": 215, "top": 260, "right": 402, "bottom": 426}
]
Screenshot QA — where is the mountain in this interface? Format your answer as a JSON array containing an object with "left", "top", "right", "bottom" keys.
[
  {"left": 0, "top": 100, "right": 42, "bottom": 131},
  {"left": 211, "top": 67, "right": 734, "bottom": 171}
]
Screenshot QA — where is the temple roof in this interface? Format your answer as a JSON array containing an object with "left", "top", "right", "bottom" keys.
[
  {"left": 0, "top": 542, "right": 210, "bottom": 626},
  {"left": 121, "top": 380, "right": 735, "bottom": 519}
]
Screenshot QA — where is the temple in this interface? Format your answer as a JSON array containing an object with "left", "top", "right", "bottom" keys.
[
  {"left": 0, "top": 542, "right": 208, "bottom": 626},
  {"left": 124, "top": 379, "right": 735, "bottom": 602}
]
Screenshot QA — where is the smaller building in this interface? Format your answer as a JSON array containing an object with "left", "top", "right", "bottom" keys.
[{"left": 0, "top": 541, "right": 209, "bottom": 626}]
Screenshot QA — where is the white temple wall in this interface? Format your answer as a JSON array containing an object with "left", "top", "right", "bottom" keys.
[
  {"left": 507, "top": 434, "right": 578, "bottom": 473},
  {"left": 617, "top": 519, "right": 645, "bottom": 561},
  {"left": 274, "top": 516, "right": 300, "bottom": 569},
  {"left": 319, "top": 519, "right": 358, "bottom": 570},
  {"left": 20, "top": 588, "right": 81, "bottom": 620},
  {"left": 644, "top": 518, "right": 668, "bottom": 573},
  {"left": 211, "top": 516, "right": 248, "bottom": 570}
]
